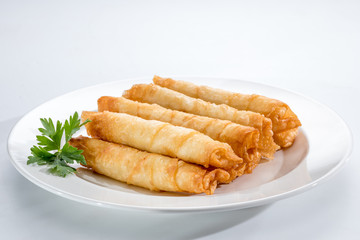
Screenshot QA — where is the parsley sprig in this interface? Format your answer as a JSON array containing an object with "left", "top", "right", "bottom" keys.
[{"left": 27, "top": 112, "right": 90, "bottom": 177}]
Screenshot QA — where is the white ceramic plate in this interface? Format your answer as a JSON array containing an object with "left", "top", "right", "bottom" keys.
[{"left": 7, "top": 77, "right": 352, "bottom": 212}]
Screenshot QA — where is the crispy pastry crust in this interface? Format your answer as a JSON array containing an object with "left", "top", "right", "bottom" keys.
[
  {"left": 123, "top": 84, "right": 279, "bottom": 159},
  {"left": 70, "top": 136, "right": 230, "bottom": 194},
  {"left": 82, "top": 111, "right": 242, "bottom": 170},
  {"left": 98, "top": 96, "right": 261, "bottom": 173},
  {"left": 153, "top": 76, "right": 301, "bottom": 148}
]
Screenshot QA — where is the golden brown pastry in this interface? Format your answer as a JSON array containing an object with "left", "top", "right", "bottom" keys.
[
  {"left": 82, "top": 111, "right": 242, "bottom": 170},
  {"left": 98, "top": 96, "right": 261, "bottom": 173},
  {"left": 70, "top": 136, "right": 230, "bottom": 194},
  {"left": 123, "top": 84, "right": 279, "bottom": 159},
  {"left": 153, "top": 76, "right": 301, "bottom": 148}
]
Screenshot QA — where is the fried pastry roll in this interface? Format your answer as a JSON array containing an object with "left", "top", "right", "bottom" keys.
[
  {"left": 82, "top": 111, "right": 242, "bottom": 170},
  {"left": 153, "top": 76, "right": 301, "bottom": 148},
  {"left": 98, "top": 96, "right": 261, "bottom": 173},
  {"left": 69, "top": 136, "right": 230, "bottom": 194},
  {"left": 123, "top": 84, "right": 279, "bottom": 159}
]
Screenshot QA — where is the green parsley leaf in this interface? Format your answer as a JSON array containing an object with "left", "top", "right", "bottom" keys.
[
  {"left": 37, "top": 118, "right": 63, "bottom": 151},
  {"left": 60, "top": 142, "right": 87, "bottom": 165},
  {"left": 64, "top": 112, "right": 91, "bottom": 142},
  {"left": 27, "top": 112, "right": 90, "bottom": 177},
  {"left": 49, "top": 161, "right": 76, "bottom": 177}
]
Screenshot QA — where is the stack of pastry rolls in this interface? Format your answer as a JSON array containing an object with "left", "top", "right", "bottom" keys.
[{"left": 70, "top": 76, "right": 301, "bottom": 195}]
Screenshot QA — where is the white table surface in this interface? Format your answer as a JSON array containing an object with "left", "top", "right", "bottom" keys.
[{"left": 1, "top": 1, "right": 359, "bottom": 239}]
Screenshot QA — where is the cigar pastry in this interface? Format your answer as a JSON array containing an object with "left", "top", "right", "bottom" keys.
[
  {"left": 123, "top": 84, "right": 279, "bottom": 159},
  {"left": 70, "top": 136, "right": 230, "bottom": 194},
  {"left": 98, "top": 96, "right": 261, "bottom": 173},
  {"left": 153, "top": 76, "right": 301, "bottom": 148},
  {"left": 82, "top": 111, "right": 242, "bottom": 170}
]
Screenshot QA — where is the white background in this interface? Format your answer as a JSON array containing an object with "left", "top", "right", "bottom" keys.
[{"left": 1, "top": 0, "right": 359, "bottom": 239}]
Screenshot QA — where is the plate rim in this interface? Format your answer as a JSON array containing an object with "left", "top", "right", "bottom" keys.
[{"left": 7, "top": 76, "right": 353, "bottom": 213}]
